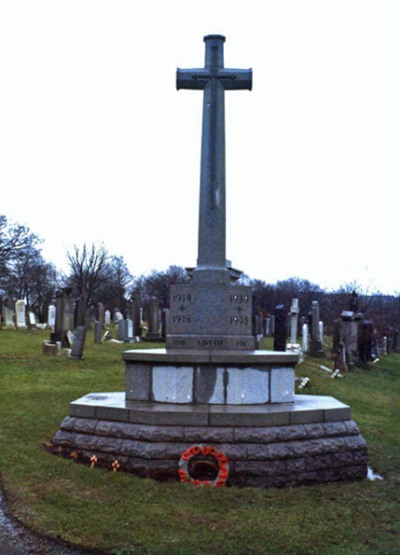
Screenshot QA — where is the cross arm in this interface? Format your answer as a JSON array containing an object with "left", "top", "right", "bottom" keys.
[
  {"left": 176, "top": 68, "right": 211, "bottom": 90},
  {"left": 177, "top": 67, "right": 253, "bottom": 91}
]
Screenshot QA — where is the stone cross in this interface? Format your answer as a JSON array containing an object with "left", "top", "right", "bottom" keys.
[
  {"left": 177, "top": 35, "right": 252, "bottom": 274},
  {"left": 168, "top": 36, "right": 254, "bottom": 350}
]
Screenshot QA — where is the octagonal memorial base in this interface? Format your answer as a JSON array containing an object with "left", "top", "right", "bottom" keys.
[
  {"left": 50, "top": 393, "right": 368, "bottom": 488},
  {"left": 123, "top": 349, "right": 298, "bottom": 405}
]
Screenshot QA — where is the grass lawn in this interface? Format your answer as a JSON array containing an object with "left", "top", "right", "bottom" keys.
[{"left": 0, "top": 328, "right": 399, "bottom": 555}]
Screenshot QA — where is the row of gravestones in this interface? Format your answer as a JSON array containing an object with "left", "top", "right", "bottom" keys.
[
  {"left": 271, "top": 294, "right": 400, "bottom": 368},
  {"left": 0, "top": 298, "right": 46, "bottom": 330},
  {"left": 43, "top": 289, "right": 166, "bottom": 360}
]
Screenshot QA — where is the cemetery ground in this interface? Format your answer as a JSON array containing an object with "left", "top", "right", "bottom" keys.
[{"left": 0, "top": 329, "right": 399, "bottom": 555}]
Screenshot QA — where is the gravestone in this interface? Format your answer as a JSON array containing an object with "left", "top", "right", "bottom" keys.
[
  {"left": 29, "top": 312, "right": 37, "bottom": 328},
  {"left": 264, "top": 316, "right": 273, "bottom": 336},
  {"left": 94, "top": 303, "right": 105, "bottom": 344},
  {"left": 146, "top": 299, "right": 163, "bottom": 341},
  {"left": 51, "top": 35, "right": 367, "bottom": 489},
  {"left": 117, "top": 319, "right": 128, "bottom": 341},
  {"left": 302, "top": 322, "right": 309, "bottom": 353},
  {"left": 131, "top": 301, "right": 142, "bottom": 338},
  {"left": 274, "top": 304, "right": 287, "bottom": 351},
  {"left": 3, "top": 306, "right": 14, "bottom": 329},
  {"left": 114, "top": 308, "right": 123, "bottom": 323},
  {"left": 15, "top": 300, "right": 27, "bottom": 329},
  {"left": 104, "top": 310, "right": 111, "bottom": 327},
  {"left": 289, "top": 299, "right": 299, "bottom": 343},
  {"left": 309, "top": 300, "right": 324, "bottom": 356},
  {"left": 52, "top": 288, "right": 75, "bottom": 347},
  {"left": 70, "top": 326, "right": 87, "bottom": 359},
  {"left": 74, "top": 294, "right": 87, "bottom": 328},
  {"left": 358, "top": 321, "right": 375, "bottom": 363},
  {"left": 334, "top": 341, "right": 348, "bottom": 373},
  {"left": 47, "top": 304, "right": 56, "bottom": 331}
]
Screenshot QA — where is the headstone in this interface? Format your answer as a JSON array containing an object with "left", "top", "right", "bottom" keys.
[
  {"left": 289, "top": 299, "right": 299, "bottom": 343},
  {"left": 264, "top": 317, "right": 273, "bottom": 336},
  {"left": 97, "top": 302, "right": 105, "bottom": 324},
  {"left": 309, "top": 301, "right": 323, "bottom": 356},
  {"left": 333, "top": 341, "right": 348, "bottom": 372},
  {"left": 318, "top": 321, "right": 324, "bottom": 343},
  {"left": 358, "top": 320, "right": 375, "bottom": 363},
  {"left": 94, "top": 321, "right": 103, "bottom": 344},
  {"left": 15, "top": 300, "right": 27, "bottom": 329},
  {"left": 332, "top": 319, "right": 341, "bottom": 352},
  {"left": 104, "top": 310, "right": 111, "bottom": 327},
  {"left": 94, "top": 303, "right": 105, "bottom": 344},
  {"left": 127, "top": 318, "right": 134, "bottom": 342},
  {"left": 29, "top": 312, "right": 37, "bottom": 328},
  {"left": 302, "top": 323, "right": 308, "bottom": 353},
  {"left": 3, "top": 306, "right": 14, "bottom": 329},
  {"left": 146, "top": 299, "right": 163, "bottom": 341},
  {"left": 52, "top": 288, "right": 75, "bottom": 347},
  {"left": 132, "top": 302, "right": 142, "bottom": 337},
  {"left": 70, "top": 326, "right": 87, "bottom": 359},
  {"left": 118, "top": 319, "right": 128, "bottom": 341},
  {"left": 74, "top": 294, "right": 87, "bottom": 328},
  {"left": 273, "top": 304, "right": 287, "bottom": 351},
  {"left": 47, "top": 304, "right": 56, "bottom": 331},
  {"left": 114, "top": 308, "right": 124, "bottom": 323}
]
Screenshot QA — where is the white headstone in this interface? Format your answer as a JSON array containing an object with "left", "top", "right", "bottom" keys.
[
  {"left": 29, "top": 312, "right": 37, "bottom": 327},
  {"left": 104, "top": 310, "right": 111, "bottom": 327},
  {"left": 302, "top": 323, "right": 308, "bottom": 353},
  {"left": 3, "top": 307, "right": 14, "bottom": 328},
  {"left": 127, "top": 318, "right": 134, "bottom": 340},
  {"left": 15, "top": 300, "right": 27, "bottom": 329},
  {"left": 114, "top": 310, "right": 123, "bottom": 323},
  {"left": 319, "top": 321, "right": 324, "bottom": 343},
  {"left": 48, "top": 304, "right": 56, "bottom": 330}
]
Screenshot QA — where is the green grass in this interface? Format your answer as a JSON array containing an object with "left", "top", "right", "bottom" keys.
[{"left": 0, "top": 328, "right": 399, "bottom": 554}]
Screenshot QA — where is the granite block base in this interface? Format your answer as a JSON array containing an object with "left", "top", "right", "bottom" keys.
[
  {"left": 49, "top": 393, "right": 368, "bottom": 488},
  {"left": 123, "top": 349, "right": 298, "bottom": 405}
]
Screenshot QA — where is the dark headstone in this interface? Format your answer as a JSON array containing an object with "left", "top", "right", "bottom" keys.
[
  {"left": 52, "top": 288, "right": 75, "bottom": 347},
  {"left": 70, "top": 326, "right": 87, "bottom": 359},
  {"left": 74, "top": 294, "right": 87, "bottom": 328},
  {"left": 308, "top": 300, "right": 324, "bottom": 356},
  {"left": 358, "top": 320, "right": 375, "bottom": 362},
  {"left": 273, "top": 305, "right": 287, "bottom": 351}
]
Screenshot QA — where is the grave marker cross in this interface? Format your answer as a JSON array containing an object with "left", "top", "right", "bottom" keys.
[{"left": 177, "top": 35, "right": 252, "bottom": 271}]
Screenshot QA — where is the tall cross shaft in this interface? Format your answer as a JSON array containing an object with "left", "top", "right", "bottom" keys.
[{"left": 177, "top": 35, "right": 252, "bottom": 273}]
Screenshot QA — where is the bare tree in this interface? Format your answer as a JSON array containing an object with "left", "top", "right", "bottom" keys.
[
  {"left": 65, "top": 243, "right": 109, "bottom": 307},
  {"left": 0, "top": 215, "right": 40, "bottom": 274}
]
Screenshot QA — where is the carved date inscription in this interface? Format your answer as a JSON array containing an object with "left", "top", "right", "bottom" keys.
[{"left": 229, "top": 292, "right": 251, "bottom": 329}]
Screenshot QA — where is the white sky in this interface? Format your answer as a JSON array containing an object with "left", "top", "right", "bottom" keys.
[{"left": 0, "top": 1, "right": 398, "bottom": 294}]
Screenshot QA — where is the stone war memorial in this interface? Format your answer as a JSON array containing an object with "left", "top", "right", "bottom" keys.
[{"left": 51, "top": 35, "right": 367, "bottom": 488}]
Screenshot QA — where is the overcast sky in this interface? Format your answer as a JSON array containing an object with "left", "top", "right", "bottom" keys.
[{"left": 1, "top": 1, "right": 398, "bottom": 294}]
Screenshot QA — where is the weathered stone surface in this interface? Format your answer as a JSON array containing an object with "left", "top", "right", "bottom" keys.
[
  {"left": 125, "top": 363, "right": 152, "bottom": 401},
  {"left": 59, "top": 416, "right": 77, "bottom": 431},
  {"left": 184, "top": 426, "right": 234, "bottom": 443},
  {"left": 270, "top": 368, "right": 295, "bottom": 402},
  {"left": 51, "top": 395, "right": 367, "bottom": 488},
  {"left": 74, "top": 418, "right": 97, "bottom": 434},
  {"left": 152, "top": 366, "right": 193, "bottom": 403}
]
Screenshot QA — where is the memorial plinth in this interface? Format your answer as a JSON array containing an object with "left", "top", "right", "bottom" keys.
[{"left": 50, "top": 34, "right": 367, "bottom": 488}]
